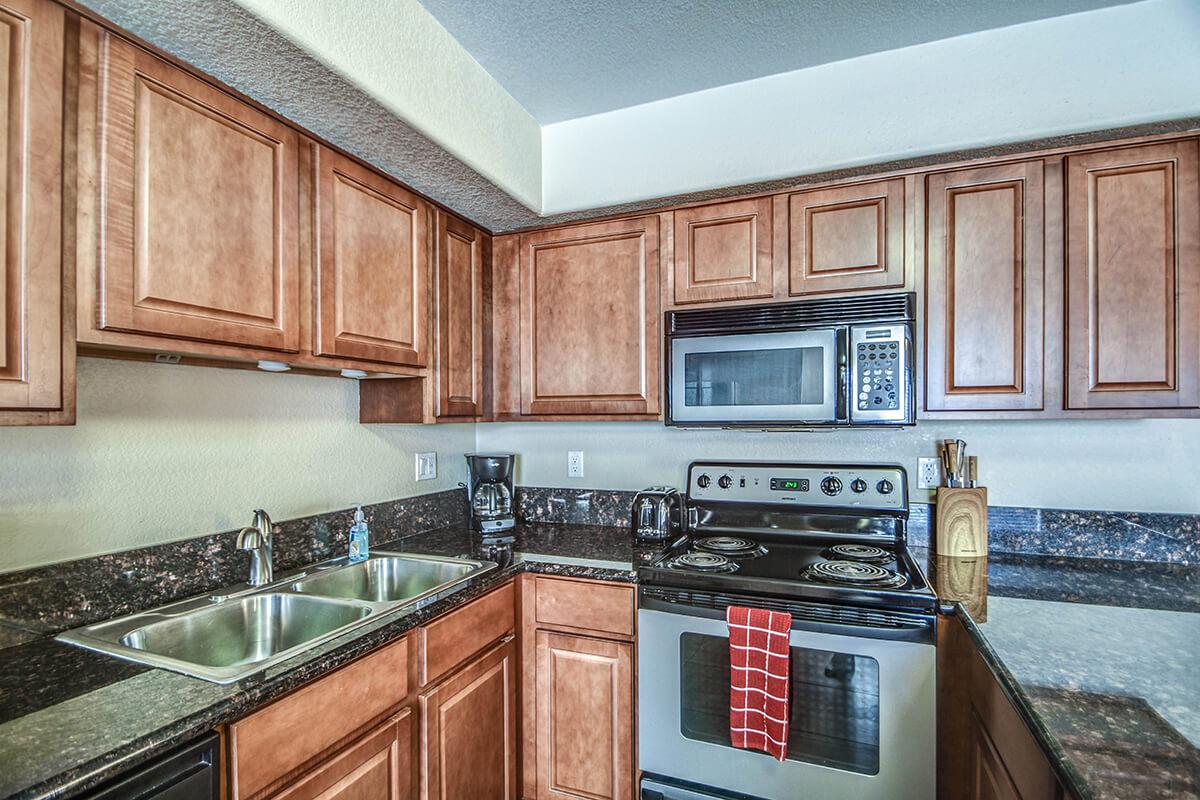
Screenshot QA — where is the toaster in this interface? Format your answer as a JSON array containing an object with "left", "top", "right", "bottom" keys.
[{"left": 631, "top": 487, "right": 684, "bottom": 543}]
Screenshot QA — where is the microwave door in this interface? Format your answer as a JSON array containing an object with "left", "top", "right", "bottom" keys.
[{"left": 670, "top": 330, "right": 839, "bottom": 424}]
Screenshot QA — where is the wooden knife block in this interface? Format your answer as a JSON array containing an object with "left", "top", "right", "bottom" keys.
[{"left": 936, "top": 487, "right": 988, "bottom": 558}]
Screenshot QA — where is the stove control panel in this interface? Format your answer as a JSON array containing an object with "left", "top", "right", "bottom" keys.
[{"left": 687, "top": 462, "right": 907, "bottom": 511}]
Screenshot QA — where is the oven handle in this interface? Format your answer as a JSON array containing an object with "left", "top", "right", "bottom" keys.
[{"left": 638, "top": 589, "right": 935, "bottom": 645}]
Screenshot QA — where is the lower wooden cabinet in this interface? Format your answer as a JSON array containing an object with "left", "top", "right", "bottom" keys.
[
  {"left": 270, "top": 711, "right": 414, "bottom": 800},
  {"left": 534, "top": 632, "right": 633, "bottom": 800},
  {"left": 419, "top": 637, "right": 517, "bottom": 800}
]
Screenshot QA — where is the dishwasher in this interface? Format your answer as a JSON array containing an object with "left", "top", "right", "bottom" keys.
[{"left": 85, "top": 733, "right": 220, "bottom": 800}]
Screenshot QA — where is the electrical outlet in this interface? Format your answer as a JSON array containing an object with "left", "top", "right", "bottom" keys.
[
  {"left": 567, "top": 451, "right": 584, "bottom": 478},
  {"left": 917, "top": 457, "right": 941, "bottom": 489},
  {"left": 415, "top": 452, "right": 437, "bottom": 481}
]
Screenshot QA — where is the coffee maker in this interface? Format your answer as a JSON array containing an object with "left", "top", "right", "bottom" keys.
[{"left": 465, "top": 453, "right": 516, "bottom": 537}]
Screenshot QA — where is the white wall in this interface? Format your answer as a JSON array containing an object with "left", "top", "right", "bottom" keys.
[
  {"left": 475, "top": 420, "right": 1200, "bottom": 514},
  {"left": 231, "top": 0, "right": 543, "bottom": 211},
  {"left": 541, "top": 0, "right": 1200, "bottom": 214},
  {"left": 0, "top": 359, "right": 474, "bottom": 572}
]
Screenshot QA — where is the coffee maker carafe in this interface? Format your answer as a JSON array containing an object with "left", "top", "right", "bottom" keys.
[{"left": 465, "top": 453, "right": 516, "bottom": 536}]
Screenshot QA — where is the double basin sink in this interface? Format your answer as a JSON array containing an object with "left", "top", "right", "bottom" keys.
[{"left": 58, "top": 552, "right": 496, "bottom": 683}]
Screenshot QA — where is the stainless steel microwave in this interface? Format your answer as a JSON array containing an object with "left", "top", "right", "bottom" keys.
[{"left": 665, "top": 293, "right": 915, "bottom": 428}]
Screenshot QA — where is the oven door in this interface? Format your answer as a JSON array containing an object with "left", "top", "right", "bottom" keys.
[
  {"left": 668, "top": 329, "right": 842, "bottom": 425},
  {"left": 637, "top": 599, "right": 934, "bottom": 800}
]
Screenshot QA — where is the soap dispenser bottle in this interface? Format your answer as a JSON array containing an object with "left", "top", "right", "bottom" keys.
[{"left": 348, "top": 506, "right": 369, "bottom": 563}]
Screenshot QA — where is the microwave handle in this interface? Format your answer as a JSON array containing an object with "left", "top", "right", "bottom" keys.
[{"left": 835, "top": 328, "right": 849, "bottom": 423}]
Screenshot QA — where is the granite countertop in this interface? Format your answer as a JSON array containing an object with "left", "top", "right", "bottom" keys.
[
  {"left": 927, "top": 549, "right": 1200, "bottom": 800},
  {"left": 0, "top": 522, "right": 645, "bottom": 800}
]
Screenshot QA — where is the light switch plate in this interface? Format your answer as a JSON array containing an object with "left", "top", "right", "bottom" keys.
[
  {"left": 416, "top": 452, "right": 437, "bottom": 481},
  {"left": 567, "top": 451, "right": 584, "bottom": 478}
]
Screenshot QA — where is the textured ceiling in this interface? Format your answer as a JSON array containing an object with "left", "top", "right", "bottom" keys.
[{"left": 416, "top": 0, "right": 1137, "bottom": 123}]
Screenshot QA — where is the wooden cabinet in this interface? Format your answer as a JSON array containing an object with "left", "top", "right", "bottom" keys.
[
  {"left": 418, "top": 581, "right": 514, "bottom": 687},
  {"left": 0, "top": 0, "right": 72, "bottom": 425},
  {"left": 671, "top": 197, "right": 774, "bottom": 304},
  {"left": 786, "top": 178, "right": 905, "bottom": 295},
  {"left": 270, "top": 712, "right": 414, "bottom": 800},
  {"left": 434, "top": 211, "right": 485, "bottom": 417},
  {"left": 925, "top": 162, "right": 1046, "bottom": 412},
  {"left": 419, "top": 638, "right": 517, "bottom": 800},
  {"left": 1064, "top": 141, "right": 1200, "bottom": 410},
  {"left": 514, "top": 216, "right": 660, "bottom": 416},
  {"left": 521, "top": 576, "right": 636, "bottom": 800},
  {"left": 534, "top": 632, "right": 633, "bottom": 800},
  {"left": 314, "top": 146, "right": 428, "bottom": 367},
  {"left": 90, "top": 28, "right": 300, "bottom": 352}
]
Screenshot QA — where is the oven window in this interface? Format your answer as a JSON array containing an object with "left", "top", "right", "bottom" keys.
[
  {"left": 679, "top": 633, "right": 880, "bottom": 775},
  {"left": 683, "top": 348, "right": 824, "bottom": 407}
]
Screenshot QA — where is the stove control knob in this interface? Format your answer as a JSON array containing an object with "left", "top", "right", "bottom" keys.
[
  {"left": 876, "top": 479, "right": 894, "bottom": 495},
  {"left": 850, "top": 478, "right": 867, "bottom": 494},
  {"left": 718, "top": 475, "right": 733, "bottom": 489},
  {"left": 820, "top": 476, "right": 843, "bottom": 496},
  {"left": 696, "top": 474, "right": 712, "bottom": 489}
]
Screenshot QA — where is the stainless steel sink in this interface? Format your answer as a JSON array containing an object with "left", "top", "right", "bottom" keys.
[
  {"left": 58, "top": 551, "right": 496, "bottom": 683},
  {"left": 290, "top": 554, "right": 482, "bottom": 603}
]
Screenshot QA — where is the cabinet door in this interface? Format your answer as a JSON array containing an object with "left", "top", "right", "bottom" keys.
[
  {"left": 435, "top": 211, "right": 484, "bottom": 417},
  {"left": 672, "top": 197, "right": 773, "bottom": 304},
  {"left": 419, "top": 638, "right": 516, "bottom": 800},
  {"left": 535, "top": 632, "right": 633, "bottom": 800},
  {"left": 970, "top": 712, "right": 1023, "bottom": 800},
  {"left": 519, "top": 217, "right": 659, "bottom": 416},
  {"left": 925, "top": 162, "right": 1045, "bottom": 412},
  {"left": 787, "top": 178, "right": 905, "bottom": 295},
  {"left": 94, "top": 32, "right": 299, "bottom": 351},
  {"left": 271, "top": 711, "right": 414, "bottom": 800},
  {"left": 1065, "top": 141, "right": 1200, "bottom": 410},
  {"left": 315, "top": 147, "right": 428, "bottom": 367},
  {"left": 0, "top": 0, "right": 66, "bottom": 416}
]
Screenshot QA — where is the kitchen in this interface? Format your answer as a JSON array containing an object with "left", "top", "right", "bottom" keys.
[{"left": 1, "top": 1, "right": 1198, "bottom": 799}]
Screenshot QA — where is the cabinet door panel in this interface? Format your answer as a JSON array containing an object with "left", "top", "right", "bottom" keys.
[
  {"left": 788, "top": 179, "right": 905, "bottom": 295},
  {"left": 672, "top": 198, "right": 773, "bottom": 304},
  {"left": 535, "top": 632, "right": 633, "bottom": 800},
  {"left": 519, "top": 217, "right": 659, "bottom": 415},
  {"left": 420, "top": 638, "right": 516, "bottom": 800},
  {"left": 95, "top": 32, "right": 299, "bottom": 351},
  {"left": 0, "top": 0, "right": 65, "bottom": 413},
  {"left": 435, "top": 211, "right": 484, "bottom": 417},
  {"left": 270, "top": 711, "right": 414, "bottom": 800},
  {"left": 315, "top": 148, "right": 428, "bottom": 367},
  {"left": 926, "top": 162, "right": 1045, "bottom": 411},
  {"left": 970, "top": 711, "right": 1023, "bottom": 800},
  {"left": 1065, "top": 141, "right": 1200, "bottom": 409}
]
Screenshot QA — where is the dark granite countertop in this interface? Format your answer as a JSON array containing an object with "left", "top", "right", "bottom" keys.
[
  {"left": 927, "top": 549, "right": 1200, "bottom": 800},
  {"left": 0, "top": 522, "right": 643, "bottom": 800}
]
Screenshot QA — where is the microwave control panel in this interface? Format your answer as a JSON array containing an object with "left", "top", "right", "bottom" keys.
[{"left": 849, "top": 324, "right": 910, "bottom": 423}]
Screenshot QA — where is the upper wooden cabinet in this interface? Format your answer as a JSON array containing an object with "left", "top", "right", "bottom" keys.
[
  {"left": 90, "top": 29, "right": 300, "bottom": 351},
  {"left": 313, "top": 146, "right": 428, "bottom": 367},
  {"left": 515, "top": 216, "right": 660, "bottom": 416},
  {"left": 420, "top": 638, "right": 517, "bottom": 800},
  {"left": 1064, "top": 141, "right": 1200, "bottom": 410},
  {"left": 0, "top": 0, "right": 72, "bottom": 424},
  {"left": 434, "top": 211, "right": 485, "bottom": 417},
  {"left": 925, "top": 162, "right": 1046, "bottom": 412},
  {"left": 786, "top": 178, "right": 906, "bottom": 295},
  {"left": 672, "top": 197, "right": 774, "bottom": 305}
]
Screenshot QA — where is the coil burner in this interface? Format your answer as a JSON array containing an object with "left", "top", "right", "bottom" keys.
[
  {"left": 665, "top": 552, "right": 739, "bottom": 573},
  {"left": 802, "top": 559, "right": 906, "bottom": 588},
  {"left": 694, "top": 536, "right": 767, "bottom": 558},
  {"left": 824, "top": 543, "right": 893, "bottom": 564}
]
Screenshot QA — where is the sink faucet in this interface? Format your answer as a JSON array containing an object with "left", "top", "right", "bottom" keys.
[{"left": 236, "top": 509, "right": 275, "bottom": 586}]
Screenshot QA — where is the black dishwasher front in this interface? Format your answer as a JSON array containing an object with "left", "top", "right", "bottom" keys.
[{"left": 86, "top": 733, "right": 219, "bottom": 800}]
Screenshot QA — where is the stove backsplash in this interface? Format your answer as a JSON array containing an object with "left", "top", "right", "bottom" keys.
[{"left": 518, "top": 487, "right": 1200, "bottom": 566}]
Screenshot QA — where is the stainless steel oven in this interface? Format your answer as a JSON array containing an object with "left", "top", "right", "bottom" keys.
[
  {"left": 638, "top": 589, "right": 935, "bottom": 800},
  {"left": 666, "top": 293, "right": 915, "bottom": 428}
]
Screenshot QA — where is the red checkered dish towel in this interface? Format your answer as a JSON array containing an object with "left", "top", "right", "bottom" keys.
[{"left": 726, "top": 605, "right": 793, "bottom": 761}]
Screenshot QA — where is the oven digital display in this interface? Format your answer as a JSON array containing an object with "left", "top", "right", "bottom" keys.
[{"left": 770, "top": 478, "right": 809, "bottom": 491}]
